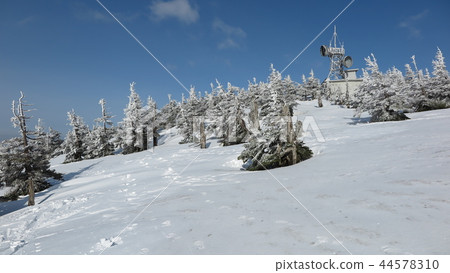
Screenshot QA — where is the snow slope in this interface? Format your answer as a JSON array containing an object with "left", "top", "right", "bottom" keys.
[{"left": 0, "top": 101, "right": 449, "bottom": 254}]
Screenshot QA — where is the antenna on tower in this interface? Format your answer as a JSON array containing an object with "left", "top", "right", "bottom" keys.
[{"left": 320, "top": 26, "right": 353, "bottom": 80}]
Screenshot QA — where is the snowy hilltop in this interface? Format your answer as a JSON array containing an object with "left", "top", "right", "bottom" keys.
[{"left": 1, "top": 101, "right": 449, "bottom": 254}]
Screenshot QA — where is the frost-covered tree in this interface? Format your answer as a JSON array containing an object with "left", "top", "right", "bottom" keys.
[
  {"left": 33, "top": 119, "right": 63, "bottom": 159},
  {"left": 142, "top": 96, "right": 158, "bottom": 148},
  {"left": 85, "top": 99, "right": 115, "bottom": 159},
  {"left": 46, "top": 127, "right": 64, "bottom": 157},
  {"left": 0, "top": 138, "right": 24, "bottom": 194},
  {"left": 239, "top": 67, "right": 312, "bottom": 170},
  {"left": 158, "top": 94, "right": 180, "bottom": 130},
  {"left": 2, "top": 92, "right": 61, "bottom": 204},
  {"left": 206, "top": 81, "right": 248, "bottom": 146},
  {"left": 120, "top": 82, "right": 145, "bottom": 154},
  {"left": 283, "top": 75, "right": 301, "bottom": 103},
  {"left": 403, "top": 62, "right": 424, "bottom": 111},
  {"left": 304, "top": 69, "right": 320, "bottom": 101},
  {"left": 428, "top": 47, "right": 450, "bottom": 107},
  {"left": 63, "top": 109, "right": 90, "bottom": 163},
  {"left": 177, "top": 86, "right": 205, "bottom": 144},
  {"left": 354, "top": 54, "right": 409, "bottom": 122}
]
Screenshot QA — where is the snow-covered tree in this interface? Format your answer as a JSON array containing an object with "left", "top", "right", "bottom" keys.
[
  {"left": 354, "top": 54, "right": 409, "bottom": 122},
  {"left": 304, "top": 69, "right": 320, "bottom": 101},
  {"left": 85, "top": 99, "right": 115, "bottom": 159},
  {"left": 120, "top": 82, "right": 145, "bottom": 154},
  {"left": 283, "top": 75, "right": 300, "bottom": 103},
  {"left": 158, "top": 94, "right": 180, "bottom": 130},
  {"left": 46, "top": 127, "right": 64, "bottom": 157},
  {"left": 142, "top": 96, "right": 158, "bottom": 148},
  {"left": 205, "top": 81, "right": 248, "bottom": 146},
  {"left": 2, "top": 92, "right": 61, "bottom": 204},
  {"left": 177, "top": 86, "right": 206, "bottom": 144},
  {"left": 239, "top": 67, "right": 312, "bottom": 170},
  {"left": 63, "top": 109, "right": 90, "bottom": 163},
  {"left": 33, "top": 119, "right": 63, "bottom": 159},
  {"left": 428, "top": 47, "right": 450, "bottom": 107},
  {"left": 403, "top": 62, "right": 423, "bottom": 110}
]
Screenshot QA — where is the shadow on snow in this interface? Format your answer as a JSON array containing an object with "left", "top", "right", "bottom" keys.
[{"left": 0, "top": 162, "right": 100, "bottom": 217}]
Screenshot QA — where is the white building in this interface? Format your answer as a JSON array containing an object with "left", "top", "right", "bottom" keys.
[{"left": 325, "top": 69, "right": 362, "bottom": 101}]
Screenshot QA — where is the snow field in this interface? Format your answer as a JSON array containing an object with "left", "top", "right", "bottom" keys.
[{"left": 0, "top": 101, "right": 449, "bottom": 254}]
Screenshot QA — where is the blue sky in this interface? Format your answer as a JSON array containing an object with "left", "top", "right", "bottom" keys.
[{"left": 1, "top": 0, "right": 449, "bottom": 140}]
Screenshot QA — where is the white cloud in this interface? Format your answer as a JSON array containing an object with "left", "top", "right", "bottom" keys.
[
  {"left": 399, "top": 10, "right": 429, "bottom": 38},
  {"left": 212, "top": 18, "right": 246, "bottom": 50},
  {"left": 212, "top": 18, "right": 246, "bottom": 38},
  {"left": 217, "top": 38, "right": 239, "bottom": 50},
  {"left": 150, "top": 0, "right": 199, "bottom": 24}
]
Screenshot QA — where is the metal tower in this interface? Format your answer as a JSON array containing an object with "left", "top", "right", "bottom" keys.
[{"left": 320, "top": 26, "right": 353, "bottom": 80}]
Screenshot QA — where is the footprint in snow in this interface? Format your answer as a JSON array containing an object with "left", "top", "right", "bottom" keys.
[
  {"left": 34, "top": 242, "right": 41, "bottom": 253},
  {"left": 125, "top": 223, "right": 138, "bottom": 231},
  {"left": 121, "top": 174, "right": 136, "bottom": 183},
  {"left": 93, "top": 236, "right": 123, "bottom": 252},
  {"left": 140, "top": 248, "right": 150, "bottom": 254},
  {"left": 194, "top": 240, "right": 205, "bottom": 250},
  {"left": 164, "top": 232, "right": 180, "bottom": 241}
]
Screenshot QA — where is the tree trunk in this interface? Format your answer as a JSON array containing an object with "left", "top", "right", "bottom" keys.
[
  {"left": 283, "top": 104, "right": 297, "bottom": 165},
  {"left": 222, "top": 115, "right": 229, "bottom": 146},
  {"left": 153, "top": 127, "right": 158, "bottom": 147},
  {"left": 200, "top": 121, "right": 206, "bottom": 149},
  {"left": 250, "top": 100, "right": 260, "bottom": 132},
  {"left": 142, "top": 126, "right": 148, "bottom": 150},
  {"left": 28, "top": 176, "right": 35, "bottom": 206},
  {"left": 317, "top": 89, "right": 323, "bottom": 108},
  {"left": 24, "top": 147, "right": 35, "bottom": 206}
]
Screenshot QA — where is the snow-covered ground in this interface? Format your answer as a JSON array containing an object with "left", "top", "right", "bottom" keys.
[{"left": 1, "top": 101, "right": 449, "bottom": 254}]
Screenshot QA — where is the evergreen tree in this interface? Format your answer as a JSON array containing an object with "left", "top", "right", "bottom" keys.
[
  {"left": 239, "top": 67, "right": 312, "bottom": 170},
  {"left": 142, "top": 96, "right": 158, "bottom": 148},
  {"left": 33, "top": 119, "right": 63, "bottom": 159},
  {"left": 304, "top": 69, "right": 320, "bottom": 101},
  {"left": 404, "top": 62, "right": 423, "bottom": 111},
  {"left": 3, "top": 92, "right": 61, "bottom": 204},
  {"left": 283, "top": 75, "right": 301, "bottom": 103},
  {"left": 120, "top": 82, "right": 144, "bottom": 154},
  {"left": 158, "top": 94, "right": 180, "bottom": 130},
  {"left": 429, "top": 47, "right": 450, "bottom": 107},
  {"left": 354, "top": 54, "right": 409, "bottom": 122},
  {"left": 177, "top": 86, "right": 204, "bottom": 144},
  {"left": 63, "top": 109, "right": 90, "bottom": 163},
  {"left": 86, "top": 99, "right": 115, "bottom": 158},
  {"left": 206, "top": 81, "right": 248, "bottom": 146},
  {"left": 47, "top": 127, "right": 64, "bottom": 157}
]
